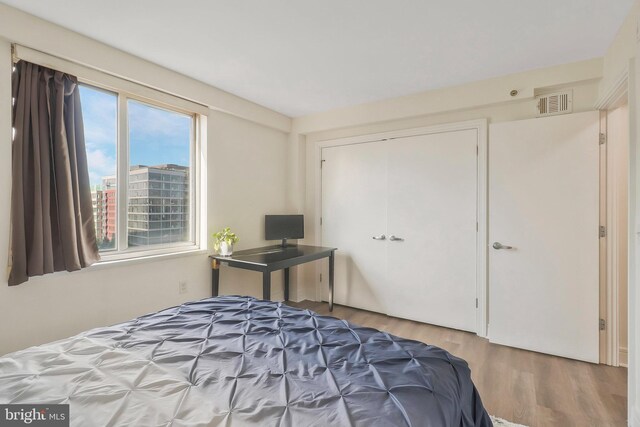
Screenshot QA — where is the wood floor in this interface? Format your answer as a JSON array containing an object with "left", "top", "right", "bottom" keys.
[{"left": 286, "top": 301, "right": 627, "bottom": 427}]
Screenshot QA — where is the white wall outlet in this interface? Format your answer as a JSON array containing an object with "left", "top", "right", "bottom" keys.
[{"left": 178, "top": 281, "right": 188, "bottom": 294}]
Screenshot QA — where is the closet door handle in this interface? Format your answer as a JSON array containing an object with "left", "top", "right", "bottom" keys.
[
  {"left": 372, "top": 234, "right": 386, "bottom": 240},
  {"left": 389, "top": 235, "right": 404, "bottom": 241},
  {"left": 492, "top": 242, "right": 513, "bottom": 250}
]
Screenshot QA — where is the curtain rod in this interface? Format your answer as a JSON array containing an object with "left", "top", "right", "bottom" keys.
[
  {"left": 9, "top": 43, "right": 209, "bottom": 112},
  {"left": 11, "top": 44, "right": 18, "bottom": 63}
]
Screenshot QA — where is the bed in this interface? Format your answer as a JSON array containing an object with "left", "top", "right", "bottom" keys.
[{"left": 0, "top": 296, "right": 492, "bottom": 426}]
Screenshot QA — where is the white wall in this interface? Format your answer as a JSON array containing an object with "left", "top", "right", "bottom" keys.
[
  {"left": 631, "top": 53, "right": 640, "bottom": 426},
  {"left": 0, "top": 13, "right": 289, "bottom": 355},
  {"left": 290, "top": 66, "right": 602, "bottom": 302},
  {"left": 601, "top": 1, "right": 640, "bottom": 100},
  {"left": 209, "top": 111, "right": 288, "bottom": 299},
  {"left": 293, "top": 58, "right": 602, "bottom": 135},
  {"left": 630, "top": 2, "right": 640, "bottom": 422}
]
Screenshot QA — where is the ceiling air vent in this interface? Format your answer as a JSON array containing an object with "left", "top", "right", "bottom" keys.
[{"left": 536, "top": 91, "right": 572, "bottom": 117}]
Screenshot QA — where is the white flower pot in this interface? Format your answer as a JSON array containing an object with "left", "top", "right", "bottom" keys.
[{"left": 219, "top": 242, "right": 233, "bottom": 256}]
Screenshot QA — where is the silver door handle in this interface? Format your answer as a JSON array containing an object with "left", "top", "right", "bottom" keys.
[
  {"left": 492, "top": 242, "right": 513, "bottom": 250},
  {"left": 372, "top": 234, "right": 386, "bottom": 240},
  {"left": 389, "top": 235, "right": 404, "bottom": 241}
]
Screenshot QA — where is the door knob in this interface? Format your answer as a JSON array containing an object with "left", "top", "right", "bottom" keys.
[
  {"left": 389, "top": 235, "right": 404, "bottom": 241},
  {"left": 492, "top": 242, "right": 513, "bottom": 250},
  {"left": 372, "top": 234, "right": 386, "bottom": 240}
]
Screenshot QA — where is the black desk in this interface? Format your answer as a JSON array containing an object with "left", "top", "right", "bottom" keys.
[{"left": 209, "top": 245, "right": 337, "bottom": 311}]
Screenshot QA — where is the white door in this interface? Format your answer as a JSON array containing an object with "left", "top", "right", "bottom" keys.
[
  {"left": 321, "top": 129, "right": 479, "bottom": 332},
  {"left": 385, "top": 131, "right": 478, "bottom": 332},
  {"left": 321, "top": 141, "right": 388, "bottom": 313},
  {"left": 489, "top": 112, "right": 600, "bottom": 363}
]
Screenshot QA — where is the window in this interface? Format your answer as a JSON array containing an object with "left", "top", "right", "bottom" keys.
[
  {"left": 14, "top": 49, "right": 206, "bottom": 261},
  {"left": 78, "top": 76, "right": 203, "bottom": 260},
  {"left": 80, "top": 85, "right": 118, "bottom": 251}
]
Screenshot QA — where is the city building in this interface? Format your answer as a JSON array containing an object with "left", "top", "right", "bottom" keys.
[
  {"left": 90, "top": 185, "right": 104, "bottom": 242},
  {"left": 99, "top": 164, "right": 190, "bottom": 248}
]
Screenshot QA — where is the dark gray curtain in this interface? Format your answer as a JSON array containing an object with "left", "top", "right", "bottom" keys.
[{"left": 9, "top": 60, "right": 100, "bottom": 286}]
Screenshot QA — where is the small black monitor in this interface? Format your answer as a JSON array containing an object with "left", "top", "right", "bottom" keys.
[{"left": 265, "top": 215, "right": 304, "bottom": 246}]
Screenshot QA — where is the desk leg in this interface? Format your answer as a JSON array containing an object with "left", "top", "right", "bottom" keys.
[
  {"left": 329, "top": 251, "right": 335, "bottom": 312},
  {"left": 211, "top": 259, "right": 220, "bottom": 297},
  {"left": 284, "top": 268, "right": 290, "bottom": 301},
  {"left": 263, "top": 271, "right": 271, "bottom": 300}
]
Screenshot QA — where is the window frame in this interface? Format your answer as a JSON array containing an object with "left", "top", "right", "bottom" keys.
[{"left": 18, "top": 48, "right": 208, "bottom": 262}]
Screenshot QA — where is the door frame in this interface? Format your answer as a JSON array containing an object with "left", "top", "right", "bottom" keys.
[
  {"left": 595, "top": 66, "right": 630, "bottom": 367},
  {"left": 311, "top": 119, "right": 488, "bottom": 337}
]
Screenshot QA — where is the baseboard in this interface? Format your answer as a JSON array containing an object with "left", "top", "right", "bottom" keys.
[{"left": 621, "top": 347, "right": 629, "bottom": 367}]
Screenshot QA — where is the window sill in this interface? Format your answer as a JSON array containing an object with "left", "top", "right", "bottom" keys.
[{"left": 89, "top": 247, "right": 209, "bottom": 271}]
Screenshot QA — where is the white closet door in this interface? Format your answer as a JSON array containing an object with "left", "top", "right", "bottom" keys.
[
  {"left": 489, "top": 112, "right": 599, "bottom": 363},
  {"left": 321, "top": 141, "right": 388, "bottom": 313},
  {"left": 385, "top": 131, "right": 478, "bottom": 332}
]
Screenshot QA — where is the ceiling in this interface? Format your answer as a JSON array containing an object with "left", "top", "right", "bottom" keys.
[{"left": 1, "top": 0, "right": 634, "bottom": 117}]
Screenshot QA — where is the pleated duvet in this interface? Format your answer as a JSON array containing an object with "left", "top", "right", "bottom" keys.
[{"left": 0, "top": 296, "right": 492, "bottom": 426}]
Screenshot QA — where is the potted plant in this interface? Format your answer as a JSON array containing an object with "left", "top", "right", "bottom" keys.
[{"left": 213, "top": 227, "right": 239, "bottom": 256}]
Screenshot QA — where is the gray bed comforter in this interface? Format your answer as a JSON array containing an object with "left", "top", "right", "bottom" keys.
[{"left": 0, "top": 296, "right": 491, "bottom": 426}]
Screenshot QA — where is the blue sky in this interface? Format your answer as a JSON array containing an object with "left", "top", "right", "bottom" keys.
[{"left": 79, "top": 85, "right": 192, "bottom": 187}]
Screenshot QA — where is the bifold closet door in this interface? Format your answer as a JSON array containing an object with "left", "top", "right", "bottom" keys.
[
  {"left": 385, "top": 131, "right": 478, "bottom": 332},
  {"left": 321, "top": 141, "right": 388, "bottom": 313}
]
